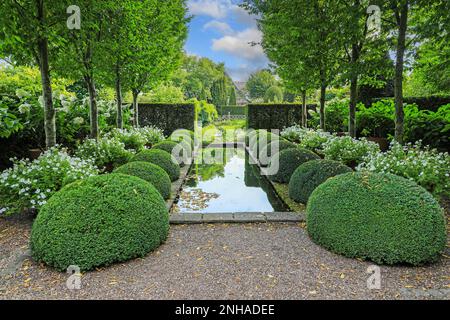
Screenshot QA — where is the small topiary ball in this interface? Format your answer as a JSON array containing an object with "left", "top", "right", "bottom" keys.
[
  {"left": 307, "top": 172, "right": 447, "bottom": 265},
  {"left": 153, "top": 140, "right": 191, "bottom": 167},
  {"left": 268, "top": 148, "right": 320, "bottom": 183},
  {"left": 248, "top": 130, "right": 280, "bottom": 159},
  {"left": 30, "top": 174, "right": 169, "bottom": 271},
  {"left": 132, "top": 149, "right": 180, "bottom": 182},
  {"left": 114, "top": 161, "right": 171, "bottom": 199},
  {"left": 259, "top": 139, "right": 297, "bottom": 165},
  {"left": 289, "top": 160, "right": 352, "bottom": 204}
]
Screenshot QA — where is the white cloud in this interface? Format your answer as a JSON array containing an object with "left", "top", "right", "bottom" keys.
[
  {"left": 188, "top": 0, "right": 231, "bottom": 19},
  {"left": 203, "top": 20, "right": 233, "bottom": 35},
  {"left": 212, "top": 28, "right": 265, "bottom": 60},
  {"left": 230, "top": 5, "right": 258, "bottom": 27}
]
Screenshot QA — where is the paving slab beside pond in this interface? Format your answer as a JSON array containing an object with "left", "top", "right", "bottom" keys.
[{"left": 0, "top": 215, "right": 448, "bottom": 300}]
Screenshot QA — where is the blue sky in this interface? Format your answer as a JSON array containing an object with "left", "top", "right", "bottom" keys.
[{"left": 185, "top": 0, "right": 269, "bottom": 81}]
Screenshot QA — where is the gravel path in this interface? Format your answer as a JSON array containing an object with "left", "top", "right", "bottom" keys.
[{"left": 0, "top": 215, "right": 449, "bottom": 300}]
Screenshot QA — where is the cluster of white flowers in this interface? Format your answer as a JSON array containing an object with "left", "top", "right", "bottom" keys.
[
  {"left": 322, "top": 136, "right": 380, "bottom": 166},
  {"left": 76, "top": 137, "right": 132, "bottom": 170},
  {"left": 0, "top": 147, "right": 98, "bottom": 215},
  {"left": 358, "top": 141, "right": 450, "bottom": 196},
  {"left": 281, "top": 126, "right": 332, "bottom": 151},
  {"left": 106, "top": 126, "right": 165, "bottom": 151}
]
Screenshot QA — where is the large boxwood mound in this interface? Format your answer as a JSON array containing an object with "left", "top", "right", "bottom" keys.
[
  {"left": 132, "top": 149, "right": 180, "bottom": 181},
  {"left": 289, "top": 160, "right": 352, "bottom": 204},
  {"left": 307, "top": 172, "right": 447, "bottom": 265},
  {"left": 30, "top": 174, "right": 169, "bottom": 271},
  {"left": 268, "top": 148, "right": 320, "bottom": 183},
  {"left": 114, "top": 162, "right": 171, "bottom": 199}
]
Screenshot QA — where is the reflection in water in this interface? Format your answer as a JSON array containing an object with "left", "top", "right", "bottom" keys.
[{"left": 175, "top": 148, "right": 289, "bottom": 213}]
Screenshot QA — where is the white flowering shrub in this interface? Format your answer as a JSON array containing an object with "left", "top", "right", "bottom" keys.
[
  {"left": 135, "top": 126, "right": 165, "bottom": 146},
  {"left": 358, "top": 141, "right": 450, "bottom": 197},
  {"left": 105, "top": 126, "right": 165, "bottom": 151},
  {"left": 322, "top": 136, "right": 380, "bottom": 167},
  {"left": 75, "top": 138, "right": 133, "bottom": 171},
  {"left": 281, "top": 126, "right": 331, "bottom": 152},
  {"left": 0, "top": 148, "right": 98, "bottom": 216}
]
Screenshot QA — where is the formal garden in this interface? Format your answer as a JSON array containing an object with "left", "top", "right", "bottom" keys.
[{"left": 0, "top": 0, "right": 449, "bottom": 301}]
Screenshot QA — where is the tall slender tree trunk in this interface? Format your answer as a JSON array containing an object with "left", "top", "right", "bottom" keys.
[
  {"left": 301, "top": 90, "right": 307, "bottom": 128},
  {"left": 85, "top": 76, "right": 99, "bottom": 139},
  {"left": 349, "top": 76, "right": 358, "bottom": 138},
  {"left": 394, "top": 1, "right": 408, "bottom": 144},
  {"left": 319, "top": 68, "right": 327, "bottom": 131},
  {"left": 36, "top": 2, "right": 56, "bottom": 149},
  {"left": 132, "top": 90, "right": 140, "bottom": 128},
  {"left": 349, "top": 44, "right": 360, "bottom": 138},
  {"left": 38, "top": 38, "right": 56, "bottom": 149},
  {"left": 115, "top": 64, "right": 123, "bottom": 129}
]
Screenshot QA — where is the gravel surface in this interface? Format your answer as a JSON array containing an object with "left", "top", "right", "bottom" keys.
[{"left": 0, "top": 215, "right": 449, "bottom": 300}]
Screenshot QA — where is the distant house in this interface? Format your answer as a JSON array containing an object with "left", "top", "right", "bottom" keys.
[{"left": 233, "top": 81, "right": 251, "bottom": 106}]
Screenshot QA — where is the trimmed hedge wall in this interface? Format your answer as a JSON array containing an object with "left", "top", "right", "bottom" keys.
[
  {"left": 30, "top": 174, "right": 169, "bottom": 271},
  {"left": 138, "top": 103, "right": 195, "bottom": 136},
  {"left": 307, "top": 172, "right": 447, "bottom": 265},
  {"left": 372, "top": 96, "right": 450, "bottom": 112},
  {"left": 247, "top": 104, "right": 317, "bottom": 131}
]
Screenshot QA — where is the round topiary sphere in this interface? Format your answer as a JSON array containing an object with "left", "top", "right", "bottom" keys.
[
  {"left": 259, "top": 139, "right": 297, "bottom": 164},
  {"left": 289, "top": 160, "right": 352, "bottom": 204},
  {"left": 307, "top": 172, "right": 447, "bottom": 265},
  {"left": 153, "top": 140, "right": 191, "bottom": 167},
  {"left": 114, "top": 161, "right": 171, "bottom": 199},
  {"left": 132, "top": 149, "right": 180, "bottom": 182},
  {"left": 268, "top": 148, "right": 320, "bottom": 183},
  {"left": 30, "top": 174, "right": 169, "bottom": 271},
  {"left": 170, "top": 129, "right": 195, "bottom": 147},
  {"left": 248, "top": 130, "right": 280, "bottom": 159}
]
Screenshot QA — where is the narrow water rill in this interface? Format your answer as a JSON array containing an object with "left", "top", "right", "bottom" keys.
[{"left": 174, "top": 148, "right": 288, "bottom": 213}]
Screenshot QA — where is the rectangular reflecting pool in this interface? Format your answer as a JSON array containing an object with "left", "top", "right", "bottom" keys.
[{"left": 174, "top": 148, "right": 289, "bottom": 213}]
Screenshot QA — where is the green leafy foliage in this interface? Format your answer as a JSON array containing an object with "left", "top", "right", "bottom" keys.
[
  {"left": 30, "top": 174, "right": 169, "bottom": 271},
  {"left": 0, "top": 148, "right": 98, "bottom": 216},
  {"left": 246, "top": 70, "right": 277, "bottom": 101},
  {"left": 289, "top": 160, "right": 352, "bottom": 204},
  {"left": 307, "top": 172, "right": 447, "bottom": 265},
  {"left": 132, "top": 149, "right": 180, "bottom": 181},
  {"left": 264, "top": 86, "right": 284, "bottom": 103},
  {"left": 114, "top": 162, "right": 171, "bottom": 199},
  {"left": 269, "top": 148, "right": 320, "bottom": 183}
]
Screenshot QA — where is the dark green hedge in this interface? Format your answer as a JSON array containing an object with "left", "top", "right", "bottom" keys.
[
  {"left": 268, "top": 148, "right": 320, "bottom": 183},
  {"left": 132, "top": 149, "right": 180, "bottom": 182},
  {"left": 289, "top": 160, "right": 352, "bottom": 204},
  {"left": 114, "top": 161, "right": 171, "bottom": 199},
  {"left": 138, "top": 103, "right": 195, "bottom": 136},
  {"left": 30, "top": 174, "right": 169, "bottom": 271},
  {"left": 247, "top": 104, "right": 317, "bottom": 131},
  {"left": 372, "top": 96, "right": 450, "bottom": 112},
  {"left": 307, "top": 172, "right": 447, "bottom": 265}
]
